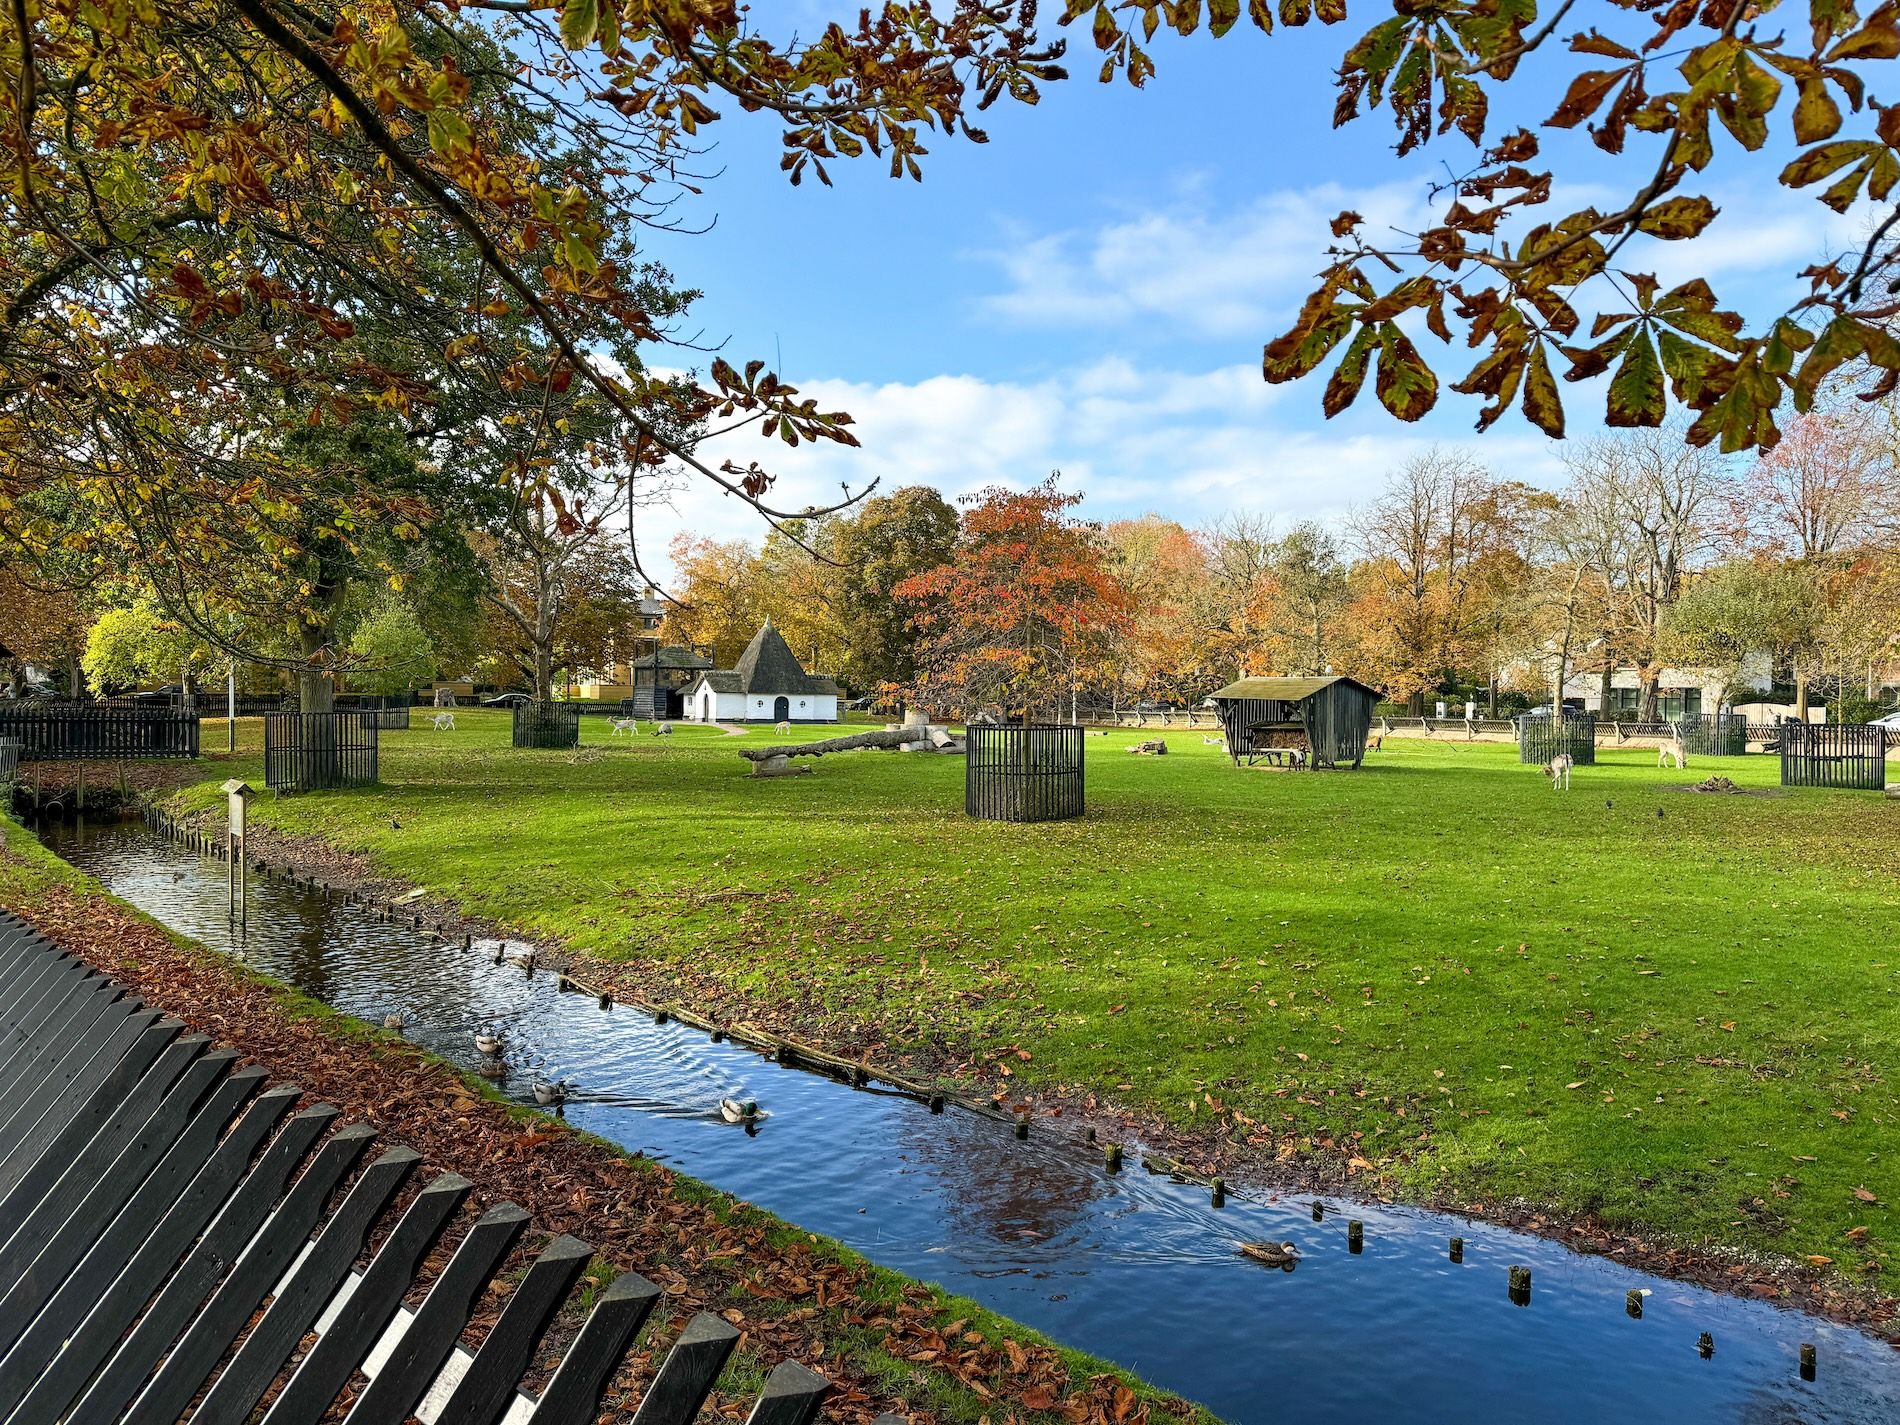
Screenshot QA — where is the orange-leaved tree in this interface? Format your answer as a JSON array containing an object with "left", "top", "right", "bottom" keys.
[{"left": 894, "top": 476, "right": 1130, "bottom": 721}]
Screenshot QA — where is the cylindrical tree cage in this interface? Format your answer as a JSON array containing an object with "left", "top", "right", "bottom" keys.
[
  {"left": 365, "top": 695, "right": 411, "bottom": 730},
  {"left": 1516, "top": 712, "right": 1597, "bottom": 765},
  {"left": 513, "top": 700, "right": 581, "bottom": 749},
  {"left": 1678, "top": 712, "right": 1745, "bottom": 757},
  {"left": 965, "top": 724, "right": 1085, "bottom": 823},
  {"left": 264, "top": 711, "right": 379, "bottom": 792},
  {"left": 1780, "top": 722, "right": 1889, "bottom": 790}
]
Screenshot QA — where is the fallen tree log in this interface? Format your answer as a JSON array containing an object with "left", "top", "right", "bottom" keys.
[{"left": 737, "top": 726, "right": 927, "bottom": 766}]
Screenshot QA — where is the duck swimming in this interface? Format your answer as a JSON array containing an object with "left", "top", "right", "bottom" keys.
[
  {"left": 1238, "top": 1240, "right": 1300, "bottom": 1269},
  {"left": 474, "top": 1031, "right": 502, "bottom": 1055},
  {"left": 532, "top": 1079, "right": 568, "bottom": 1106},
  {"left": 383, "top": 1012, "right": 405, "bottom": 1031},
  {"left": 719, "top": 1098, "right": 767, "bottom": 1124}
]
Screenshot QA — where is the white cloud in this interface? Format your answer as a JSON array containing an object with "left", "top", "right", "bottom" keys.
[
  {"left": 634, "top": 357, "right": 1568, "bottom": 581},
  {"left": 974, "top": 182, "right": 1429, "bottom": 337}
]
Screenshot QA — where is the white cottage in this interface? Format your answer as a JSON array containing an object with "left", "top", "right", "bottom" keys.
[{"left": 686, "top": 620, "right": 839, "bottom": 725}]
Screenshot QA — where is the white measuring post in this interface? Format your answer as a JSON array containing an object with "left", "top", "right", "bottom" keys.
[{"left": 222, "top": 778, "right": 255, "bottom": 928}]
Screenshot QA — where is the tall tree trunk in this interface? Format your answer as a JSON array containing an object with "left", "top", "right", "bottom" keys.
[
  {"left": 298, "top": 621, "right": 335, "bottom": 712},
  {"left": 1638, "top": 674, "right": 1659, "bottom": 723},
  {"left": 1795, "top": 670, "right": 1810, "bottom": 721},
  {"left": 1598, "top": 664, "right": 1613, "bottom": 719}
]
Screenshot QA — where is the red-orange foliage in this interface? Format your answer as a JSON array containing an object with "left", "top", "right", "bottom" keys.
[{"left": 894, "top": 477, "right": 1129, "bottom": 718}]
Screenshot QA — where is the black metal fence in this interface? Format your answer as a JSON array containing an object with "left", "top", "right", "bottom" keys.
[
  {"left": 0, "top": 705, "right": 200, "bottom": 761},
  {"left": 0, "top": 914, "right": 841, "bottom": 1425},
  {"left": 1516, "top": 712, "right": 1597, "bottom": 765},
  {"left": 0, "top": 735, "right": 18, "bottom": 782},
  {"left": 341, "top": 694, "right": 411, "bottom": 729},
  {"left": 514, "top": 700, "right": 582, "bottom": 748},
  {"left": 1780, "top": 722, "right": 1890, "bottom": 790},
  {"left": 966, "top": 724, "right": 1085, "bottom": 822},
  {"left": 264, "top": 711, "right": 379, "bottom": 792},
  {"left": 1677, "top": 712, "right": 1746, "bottom": 757}
]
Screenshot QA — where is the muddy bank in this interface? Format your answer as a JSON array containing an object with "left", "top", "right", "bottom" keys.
[
  {"left": 5, "top": 757, "right": 208, "bottom": 818},
  {"left": 159, "top": 811, "right": 1900, "bottom": 1342}
]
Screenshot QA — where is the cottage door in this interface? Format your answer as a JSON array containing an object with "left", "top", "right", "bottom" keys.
[{"left": 773, "top": 695, "right": 790, "bottom": 722}]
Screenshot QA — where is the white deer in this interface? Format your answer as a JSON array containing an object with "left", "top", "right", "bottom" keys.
[
  {"left": 1657, "top": 725, "right": 1688, "bottom": 770},
  {"left": 775, "top": 720, "right": 792, "bottom": 735},
  {"left": 609, "top": 717, "right": 639, "bottom": 737},
  {"left": 430, "top": 712, "right": 455, "bottom": 731},
  {"left": 1544, "top": 753, "right": 1574, "bottom": 790}
]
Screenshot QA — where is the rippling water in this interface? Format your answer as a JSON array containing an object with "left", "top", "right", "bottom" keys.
[{"left": 43, "top": 820, "right": 1900, "bottom": 1424}]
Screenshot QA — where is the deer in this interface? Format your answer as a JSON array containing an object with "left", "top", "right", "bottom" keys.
[
  {"left": 429, "top": 712, "right": 455, "bottom": 731},
  {"left": 1657, "top": 725, "right": 1688, "bottom": 770},
  {"left": 1544, "top": 753, "right": 1574, "bottom": 790},
  {"left": 775, "top": 720, "right": 792, "bottom": 735},
  {"left": 609, "top": 716, "right": 639, "bottom": 737}
]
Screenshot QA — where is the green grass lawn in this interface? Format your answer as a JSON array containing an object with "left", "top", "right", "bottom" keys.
[{"left": 177, "top": 713, "right": 1900, "bottom": 1271}]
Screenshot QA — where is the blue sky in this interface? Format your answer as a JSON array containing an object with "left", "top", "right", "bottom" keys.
[{"left": 632, "top": 9, "right": 1865, "bottom": 568}]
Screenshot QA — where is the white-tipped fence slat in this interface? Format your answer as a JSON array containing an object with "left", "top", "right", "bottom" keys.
[{"left": 0, "top": 914, "right": 838, "bottom": 1425}]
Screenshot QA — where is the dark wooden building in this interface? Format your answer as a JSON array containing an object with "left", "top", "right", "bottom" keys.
[
  {"left": 628, "top": 644, "right": 713, "bottom": 719},
  {"left": 1210, "top": 675, "right": 1381, "bottom": 769}
]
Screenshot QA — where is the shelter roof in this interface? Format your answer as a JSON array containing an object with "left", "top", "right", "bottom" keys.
[{"left": 1210, "top": 675, "right": 1381, "bottom": 702}]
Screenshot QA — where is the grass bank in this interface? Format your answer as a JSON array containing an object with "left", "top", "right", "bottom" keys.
[
  {"left": 170, "top": 713, "right": 1900, "bottom": 1292},
  {"left": 0, "top": 814, "right": 1200, "bottom": 1425}
]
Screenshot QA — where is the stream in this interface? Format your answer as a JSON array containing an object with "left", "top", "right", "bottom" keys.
[{"left": 38, "top": 819, "right": 1900, "bottom": 1424}]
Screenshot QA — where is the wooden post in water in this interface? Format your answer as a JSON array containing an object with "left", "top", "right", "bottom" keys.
[
  {"left": 1449, "top": 1236, "right": 1463, "bottom": 1263},
  {"left": 1347, "top": 1220, "right": 1364, "bottom": 1254},
  {"left": 1508, "top": 1265, "right": 1532, "bottom": 1305},
  {"left": 221, "top": 779, "right": 254, "bottom": 932},
  {"left": 1211, "top": 1178, "right": 1226, "bottom": 1208},
  {"left": 1800, "top": 1342, "right": 1815, "bottom": 1380},
  {"left": 1626, "top": 1289, "right": 1643, "bottom": 1318},
  {"left": 1104, "top": 1143, "right": 1122, "bottom": 1172},
  {"left": 1697, "top": 1332, "right": 1714, "bottom": 1358}
]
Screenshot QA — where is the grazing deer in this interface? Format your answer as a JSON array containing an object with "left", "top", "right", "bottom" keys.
[
  {"left": 1657, "top": 726, "right": 1688, "bottom": 770},
  {"left": 1544, "top": 753, "right": 1574, "bottom": 790},
  {"left": 1202, "top": 734, "right": 1225, "bottom": 747},
  {"left": 775, "top": 720, "right": 792, "bottom": 735},
  {"left": 429, "top": 712, "right": 455, "bottom": 731},
  {"left": 651, "top": 722, "right": 673, "bottom": 736},
  {"left": 609, "top": 717, "right": 639, "bottom": 737},
  {"left": 1369, "top": 734, "right": 1383, "bottom": 753}
]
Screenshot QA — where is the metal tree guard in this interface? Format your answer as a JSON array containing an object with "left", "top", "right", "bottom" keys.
[
  {"left": 513, "top": 701, "right": 581, "bottom": 749},
  {"left": 1678, "top": 712, "right": 1746, "bottom": 757},
  {"left": 1516, "top": 712, "right": 1597, "bottom": 765},
  {"left": 965, "top": 724, "right": 1085, "bottom": 822},
  {"left": 1779, "top": 722, "right": 1889, "bottom": 790},
  {"left": 263, "top": 712, "right": 380, "bottom": 792}
]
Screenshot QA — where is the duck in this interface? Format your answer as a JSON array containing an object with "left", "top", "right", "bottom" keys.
[
  {"left": 1238, "top": 1240, "right": 1300, "bottom": 1269},
  {"left": 476, "top": 1059, "right": 506, "bottom": 1079},
  {"left": 532, "top": 1079, "right": 569, "bottom": 1106},
  {"left": 719, "top": 1097, "right": 767, "bottom": 1124},
  {"left": 383, "top": 1012, "right": 406, "bottom": 1031},
  {"left": 474, "top": 1031, "right": 503, "bottom": 1055},
  {"left": 505, "top": 949, "right": 537, "bottom": 971}
]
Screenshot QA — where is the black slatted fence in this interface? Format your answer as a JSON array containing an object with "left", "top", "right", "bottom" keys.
[
  {"left": 1516, "top": 713, "right": 1597, "bottom": 766},
  {"left": 264, "top": 712, "right": 379, "bottom": 792},
  {"left": 965, "top": 724, "right": 1085, "bottom": 823},
  {"left": 513, "top": 701, "right": 582, "bottom": 749},
  {"left": 0, "top": 706, "right": 200, "bottom": 762},
  {"left": 1779, "top": 722, "right": 1890, "bottom": 790},
  {"left": 0, "top": 914, "right": 845, "bottom": 1425},
  {"left": 1677, "top": 712, "right": 1746, "bottom": 757},
  {"left": 0, "top": 736, "right": 18, "bottom": 782}
]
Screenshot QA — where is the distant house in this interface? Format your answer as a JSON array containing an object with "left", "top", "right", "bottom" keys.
[
  {"left": 627, "top": 644, "right": 713, "bottom": 720},
  {"left": 686, "top": 620, "right": 838, "bottom": 724}
]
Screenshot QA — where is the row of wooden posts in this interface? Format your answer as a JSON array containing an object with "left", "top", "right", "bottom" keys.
[{"left": 141, "top": 810, "right": 1828, "bottom": 1382}]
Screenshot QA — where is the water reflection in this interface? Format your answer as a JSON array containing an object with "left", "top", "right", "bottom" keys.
[{"left": 43, "top": 820, "right": 1900, "bottom": 1425}]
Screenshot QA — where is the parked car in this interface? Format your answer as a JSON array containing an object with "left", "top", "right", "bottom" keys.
[
  {"left": 1871, "top": 710, "right": 1900, "bottom": 727},
  {"left": 1523, "top": 703, "right": 1586, "bottom": 718},
  {"left": 481, "top": 692, "right": 532, "bottom": 707},
  {"left": 845, "top": 695, "right": 878, "bottom": 711}
]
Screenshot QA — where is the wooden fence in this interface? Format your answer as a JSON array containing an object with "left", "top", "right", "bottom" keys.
[
  {"left": 965, "top": 724, "right": 1085, "bottom": 822},
  {"left": 1779, "top": 722, "right": 1891, "bottom": 790},
  {"left": 0, "top": 912, "right": 849, "bottom": 1425},
  {"left": 0, "top": 706, "right": 200, "bottom": 762},
  {"left": 513, "top": 702, "right": 582, "bottom": 749},
  {"left": 263, "top": 712, "right": 379, "bottom": 793}
]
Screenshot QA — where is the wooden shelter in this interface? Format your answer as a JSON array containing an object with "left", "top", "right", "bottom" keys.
[{"left": 1210, "top": 676, "right": 1380, "bottom": 769}]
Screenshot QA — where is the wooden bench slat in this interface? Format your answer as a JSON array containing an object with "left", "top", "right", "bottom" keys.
[
  {"left": 256, "top": 1171, "right": 473, "bottom": 1425},
  {"left": 179, "top": 1145, "right": 421, "bottom": 1425},
  {"left": 342, "top": 1201, "right": 531, "bottom": 1425},
  {"left": 629, "top": 1312, "right": 741, "bottom": 1425},
  {"left": 529, "top": 1267, "right": 663, "bottom": 1425},
  {"left": 66, "top": 1102, "right": 341, "bottom": 1425},
  {"left": 431, "top": 1233, "right": 593, "bottom": 1425},
  {"left": 1, "top": 1081, "right": 299, "bottom": 1418}
]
